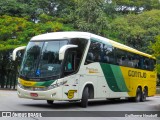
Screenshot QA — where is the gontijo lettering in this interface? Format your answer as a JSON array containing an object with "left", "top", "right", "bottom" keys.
[{"left": 128, "top": 70, "right": 146, "bottom": 78}]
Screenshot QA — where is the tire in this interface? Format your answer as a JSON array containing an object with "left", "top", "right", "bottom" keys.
[
  {"left": 140, "top": 88, "right": 147, "bottom": 102},
  {"left": 47, "top": 100, "right": 54, "bottom": 105},
  {"left": 80, "top": 87, "right": 89, "bottom": 108},
  {"left": 134, "top": 88, "right": 142, "bottom": 102}
]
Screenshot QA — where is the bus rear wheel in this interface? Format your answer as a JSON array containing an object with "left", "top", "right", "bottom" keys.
[
  {"left": 141, "top": 88, "right": 147, "bottom": 102},
  {"left": 80, "top": 87, "right": 89, "bottom": 108},
  {"left": 134, "top": 88, "right": 142, "bottom": 102},
  {"left": 47, "top": 100, "right": 54, "bottom": 105}
]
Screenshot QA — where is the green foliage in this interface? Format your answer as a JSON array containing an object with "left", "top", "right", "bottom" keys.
[
  {"left": 0, "top": 0, "right": 67, "bottom": 21},
  {"left": 0, "top": 1, "right": 159, "bottom": 55},
  {"left": 109, "top": 10, "right": 160, "bottom": 52},
  {"left": 64, "top": 0, "right": 109, "bottom": 36},
  {"left": 155, "top": 64, "right": 160, "bottom": 74},
  {"left": 0, "top": 0, "right": 160, "bottom": 89},
  {"left": 0, "top": 15, "right": 74, "bottom": 51},
  {"left": 151, "top": 36, "right": 160, "bottom": 57},
  {"left": 0, "top": 0, "right": 35, "bottom": 19},
  {"left": 150, "top": 36, "right": 160, "bottom": 73},
  {"left": 112, "top": 0, "right": 160, "bottom": 13}
]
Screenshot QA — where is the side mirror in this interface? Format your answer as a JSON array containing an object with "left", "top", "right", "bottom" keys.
[
  {"left": 59, "top": 44, "right": 78, "bottom": 60},
  {"left": 12, "top": 46, "right": 26, "bottom": 61}
]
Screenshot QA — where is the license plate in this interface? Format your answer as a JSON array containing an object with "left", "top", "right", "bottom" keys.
[{"left": 30, "top": 93, "right": 38, "bottom": 97}]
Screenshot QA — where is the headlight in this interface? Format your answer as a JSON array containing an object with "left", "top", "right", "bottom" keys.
[
  {"left": 17, "top": 82, "right": 24, "bottom": 88},
  {"left": 48, "top": 84, "right": 58, "bottom": 90},
  {"left": 48, "top": 80, "right": 67, "bottom": 90}
]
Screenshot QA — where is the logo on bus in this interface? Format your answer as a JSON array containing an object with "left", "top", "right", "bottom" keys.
[
  {"left": 128, "top": 70, "right": 147, "bottom": 78},
  {"left": 86, "top": 67, "right": 99, "bottom": 74},
  {"left": 65, "top": 90, "right": 77, "bottom": 99}
]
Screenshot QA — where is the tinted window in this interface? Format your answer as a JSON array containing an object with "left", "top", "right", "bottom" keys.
[
  {"left": 143, "top": 57, "right": 150, "bottom": 70},
  {"left": 116, "top": 49, "right": 128, "bottom": 66},
  {"left": 85, "top": 40, "right": 156, "bottom": 71},
  {"left": 150, "top": 59, "right": 156, "bottom": 71},
  {"left": 127, "top": 52, "right": 139, "bottom": 68},
  {"left": 63, "top": 38, "right": 88, "bottom": 76},
  {"left": 63, "top": 51, "right": 76, "bottom": 77},
  {"left": 103, "top": 45, "right": 116, "bottom": 64},
  {"left": 85, "top": 40, "right": 116, "bottom": 65},
  {"left": 85, "top": 41, "right": 102, "bottom": 64}
]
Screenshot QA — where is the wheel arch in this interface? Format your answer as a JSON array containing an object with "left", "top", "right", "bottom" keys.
[
  {"left": 137, "top": 85, "right": 142, "bottom": 90},
  {"left": 133, "top": 85, "right": 142, "bottom": 97},
  {"left": 143, "top": 86, "right": 148, "bottom": 96},
  {"left": 80, "top": 82, "right": 94, "bottom": 99}
]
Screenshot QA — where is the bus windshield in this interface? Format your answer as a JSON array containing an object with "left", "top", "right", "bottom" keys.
[{"left": 20, "top": 40, "right": 68, "bottom": 79}]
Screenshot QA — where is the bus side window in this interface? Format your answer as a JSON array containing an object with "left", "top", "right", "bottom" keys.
[
  {"left": 116, "top": 48, "right": 128, "bottom": 67},
  {"left": 69, "top": 38, "right": 88, "bottom": 69},
  {"left": 150, "top": 59, "right": 156, "bottom": 71},
  {"left": 103, "top": 45, "right": 116, "bottom": 64},
  {"left": 143, "top": 57, "right": 150, "bottom": 70},
  {"left": 85, "top": 52, "right": 94, "bottom": 64},
  {"left": 85, "top": 41, "right": 101, "bottom": 64},
  {"left": 127, "top": 53, "right": 138, "bottom": 68},
  {"left": 137, "top": 56, "right": 143, "bottom": 69},
  {"left": 64, "top": 51, "right": 76, "bottom": 76}
]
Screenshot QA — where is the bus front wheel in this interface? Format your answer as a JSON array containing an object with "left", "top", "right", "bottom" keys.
[
  {"left": 80, "top": 87, "right": 89, "bottom": 108},
  {"left": 47, "top": 100, "right": 54, "bottom": 105}
]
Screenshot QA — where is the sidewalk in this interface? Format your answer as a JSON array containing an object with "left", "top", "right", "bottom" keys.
[{"left": 0, "top": 88, "right": 16, "bottom": 91}]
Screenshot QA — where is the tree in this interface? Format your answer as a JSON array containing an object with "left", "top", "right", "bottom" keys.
[
  {"left": 64, "top": 0, "right": 109, "bottom": 36},
  {"left": 0, "top": 0, "right": 37, "bottom": 19},
  {"left": 108, "top": 10, "right": 160, "bottom": 53},
  {"left": 0, "top": 0, "right": 66, "bottom": 21},
  {"left": 151, "top": 36, "right": 160, "bottom": 73},
  {"left": 112, "top": 0, "right": 160, "bottom": 13},
  {"left": 0, "top": 14, "right": 74, "bottom": 89}
]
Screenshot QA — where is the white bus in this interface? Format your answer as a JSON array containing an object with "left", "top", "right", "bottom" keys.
[{"left": 13, "top": 32, "right": 156, "bottom": 108}]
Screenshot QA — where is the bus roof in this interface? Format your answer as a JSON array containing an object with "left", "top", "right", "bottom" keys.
[
  {"left": 31, "top": 31, "right": 155, "bottom": 59},
  {"left": 31, "top": 31, "right": 91, "bottom": 41}
]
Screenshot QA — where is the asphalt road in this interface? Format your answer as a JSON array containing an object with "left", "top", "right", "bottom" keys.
[{"left": 0, "top": 90, "right": 160, "bottom": 120}]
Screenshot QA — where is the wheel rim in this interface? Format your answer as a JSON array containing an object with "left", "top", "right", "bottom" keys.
[
  {"left": 136, "top": 88, "right": 141, "bottom": 102},
  {"left": 143, "top": 90, "right": 147, "bottom": 101},
  {"left": 137, "top": 92, "right": 141, "bottom": 101}
]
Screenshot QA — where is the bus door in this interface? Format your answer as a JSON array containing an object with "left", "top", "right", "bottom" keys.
[{"left": 62, "top": 50, "right": 79, "bottom": 100}]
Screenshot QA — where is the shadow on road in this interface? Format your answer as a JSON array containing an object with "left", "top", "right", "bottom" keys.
[{"left": 21, "top": 99, "right": 152, "bottom": 109}]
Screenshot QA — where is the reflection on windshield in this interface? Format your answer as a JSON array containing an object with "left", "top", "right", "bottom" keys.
[{"left": 20, "top": 40, "right": 68, "bottom": 79}]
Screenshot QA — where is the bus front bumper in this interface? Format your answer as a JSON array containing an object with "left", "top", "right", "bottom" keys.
[{"left": 17, "top": 85, "right": 63, "bottom": 100}]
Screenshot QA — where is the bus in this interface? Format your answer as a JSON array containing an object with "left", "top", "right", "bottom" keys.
[{"left": 13, "top": 32, "right": 157, "bottom": 108}]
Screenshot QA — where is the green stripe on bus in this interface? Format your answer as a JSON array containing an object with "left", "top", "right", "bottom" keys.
[
  {"left": 35, "top": 80, "right": 55, "bottom": 87},
  {"left": 100, "top": 63, "right": 129, "bottom": 92},
  {"left": 110, "top": 65, "right": 129, "bottom": 92},
  {"left": 100, "top": 63, "right": 121, "bottom": 92}
]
